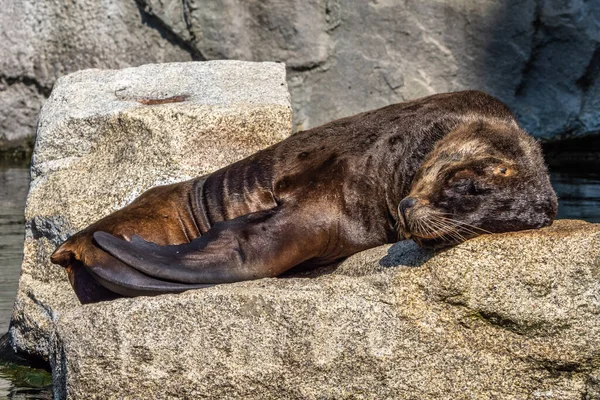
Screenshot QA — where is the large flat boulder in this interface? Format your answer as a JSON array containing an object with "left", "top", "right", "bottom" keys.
[
  {"left": 51, "top": 220, "right": 600, "bottom": 399},
  {"left": 9, "top": 61, "right": 292, "bottom": 361}
]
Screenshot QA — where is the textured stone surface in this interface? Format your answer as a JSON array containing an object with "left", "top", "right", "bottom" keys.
[
  {"left": 0, "top": 0, "right": 192, "bottom": 144},
  {"left": 9, "top": 61, "right": 292, "bottom": 361},
  {"left": 135, "top": 0, "right": 600, "bottom": 139},
  {"left": 2, "top": 0, "right": 599, "bottom": 147},
  {"left": 51, "top": 220, "right": 600, "bottom": 399}
]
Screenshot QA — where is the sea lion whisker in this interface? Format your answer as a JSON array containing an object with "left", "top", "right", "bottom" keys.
[
  {"left": 425, "top": 216, "right": 457, "bottom": 234},
  {"left": 430, "top": 214, "right": 486, "bottom": 236},
  {"left": 436, "top": 216, "right": 493, "bottom": 235},
  {"left": 416, "top": 217, "right": 460, "bottom": 244},
  {"left": 426, "top": 218, "right": 464, "bottom": 243},
  {"left": 409, "top": 218, "right": 421, "bottom": 235},
  {"left": 414, "top": 219, "right": 435, "bottom": 240},
  {"left": 427, "top": 216, "right": 471, "bottom": 243},
  {"left": 414, "top": 218, "right": 435, "bottom": 238},
  {"left": 420, "top": 219, "right": 444, "bottom": 240},
  {"left": 429, "top": 216, "right": 476, "bottom": 238},
  {"left": 394, "top": 218, "right": 405, "bottom": 239},
  {"left": 419, "top": 219, "right": 436, "bottom": 237},
  {"left": 444, "top": 221, "right": 490, "bottom": 235},
  {"left": 432, "top": 218, "right": 478, "bottom": 243},
  {"left": 435, "top": 214, "right": 489, "bottom": 232},
  {"left": 412, "top": 219, "right": 426, "bottom": 237}
]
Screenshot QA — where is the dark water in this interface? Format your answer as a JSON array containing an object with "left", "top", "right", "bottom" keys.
[
  {"left": 0, "top": 168, "right": 28, "bottom": 334},
  {"left": 551, "top": 170, "right": 600, "bottom": 223},
  {"left": 0, "top": 165, "right": 598, "bottom": 397},
  {"left": 0, "top": 166, "right": 52, "bottom": 399}
]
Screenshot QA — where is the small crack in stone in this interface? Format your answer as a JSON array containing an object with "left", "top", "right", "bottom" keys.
[
  {"left": 134, "top": 0, "right": 206, "bottom": 61},
  {"left": 515, "top": 0, "right": 543, "bottom": 97},
  {"left": 576, "top": 45, "right": 600, "bottom": 92}
]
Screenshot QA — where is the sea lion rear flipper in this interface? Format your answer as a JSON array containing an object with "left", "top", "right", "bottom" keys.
[
  {"left": 85, "top": 246, "right": 216, "bottom": 297},
  {"left": 93, "top": 208, "right": 327, "bottom": 284}
]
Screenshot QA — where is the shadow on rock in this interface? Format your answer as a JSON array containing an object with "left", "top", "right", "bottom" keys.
[{"left": 379, "top": 240, "right": 434, "bottom": 268}]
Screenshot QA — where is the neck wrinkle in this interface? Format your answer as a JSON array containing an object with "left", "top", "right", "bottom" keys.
[{"left": 190, "top": 177, "right": 212, "bottom": 235}]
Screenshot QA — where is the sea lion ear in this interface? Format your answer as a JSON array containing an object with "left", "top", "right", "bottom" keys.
[
  {"left": 50, "top": 243, "right": 76, "bottom": 267},
  {"left": 492, "top": 165, "right": 515, "bottom": 177}
]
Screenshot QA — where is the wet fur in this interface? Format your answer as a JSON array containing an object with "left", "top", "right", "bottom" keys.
[{"left": 51, "top": 91, "right": 557, "bottom": 303}]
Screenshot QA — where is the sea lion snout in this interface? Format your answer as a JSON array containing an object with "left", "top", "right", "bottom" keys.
[
  {"left": 398, "top": 197, "right": 416, "bottom": 224},
  {"left": 396, "top": 197, "right": 435, "bottom": 240}
]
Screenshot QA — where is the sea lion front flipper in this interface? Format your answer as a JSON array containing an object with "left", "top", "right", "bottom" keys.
[
  {"left": 94, "top": 207, "right": 329, "bottom": 285},
  {"left": 84, "top": 245, "right": 215, "bottom": 297}
]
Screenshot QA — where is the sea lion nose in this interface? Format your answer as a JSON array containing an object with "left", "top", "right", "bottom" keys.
[{"left": 398, "top": 197, "right": 417, "bottom": 222}]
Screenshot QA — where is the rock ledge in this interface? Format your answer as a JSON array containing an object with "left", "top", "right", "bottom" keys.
[{"left": 52, "top": 220, "right": 600, "bottom": 399}]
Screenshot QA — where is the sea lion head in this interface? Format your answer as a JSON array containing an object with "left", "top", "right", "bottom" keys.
[{"left": 398, "top": 119, "right": 558, "bottom": 248}]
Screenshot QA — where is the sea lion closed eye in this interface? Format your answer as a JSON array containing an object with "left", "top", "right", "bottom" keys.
[{"left": 50, "top": 90, "right": 557, "bottom": 303}]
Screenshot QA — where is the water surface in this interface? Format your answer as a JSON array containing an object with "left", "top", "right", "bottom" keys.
[
  {"left": 0, "top": 167, "right": 28, "bottom": 333},
  {"left": 0, "top": 165, "right": 52, "bottom": 398},
  {"left": 551, "top": 170, "right": 600, "bottom": 223}
]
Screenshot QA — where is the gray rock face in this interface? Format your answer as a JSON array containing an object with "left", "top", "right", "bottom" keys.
[
  {"left": 9, "top": 61, "right": 292, "bottom": 361},
  {"left": 113, "top": 0, "right": 600, "bottom": 138},
  {"left": 51, "top": 220, "right": 600, "bottom": 399},
  {"left": 1, "top": 0, "right": 598, "bottom": 147},
  {"left": 0, "top": 0, "right": 192, "bottom": 144}
]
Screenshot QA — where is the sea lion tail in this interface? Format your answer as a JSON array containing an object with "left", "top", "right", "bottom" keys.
[{"left": 50, "top": 241, "right": 77, "bottom": 267}]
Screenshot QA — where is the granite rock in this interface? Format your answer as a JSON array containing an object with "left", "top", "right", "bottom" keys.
[
  {"left": 0, "top": 0, "right": 192, "bottom": 144},
  {"left": 51, "top": 220, "right": 600, "bottom": 399},
  {"left": 138, "top": 0, "right": 600, "bottom": 139},
  {"left": 9, "top": 61, "right": 292, "bottom": 361}
]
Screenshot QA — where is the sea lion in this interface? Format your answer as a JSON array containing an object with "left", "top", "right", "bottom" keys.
[{"left": 50, "top": 91, "right": 558, "bottom": 303}]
